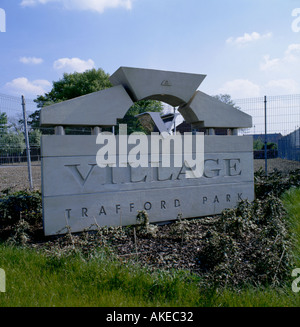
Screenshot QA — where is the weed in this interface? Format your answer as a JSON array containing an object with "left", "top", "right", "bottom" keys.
[{"left": 136, "top": 210, "right": 158, "bottom": 238}]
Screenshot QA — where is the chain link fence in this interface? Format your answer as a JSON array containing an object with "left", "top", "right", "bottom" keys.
[{"left": 0, "top": 92, "right": 300, "bottom": 190}]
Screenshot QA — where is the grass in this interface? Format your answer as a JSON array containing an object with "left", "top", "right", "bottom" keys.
[
  {"left": 282, "top": 187, "right": 300, "bottom": 267},
  {"left": 0, "top": 187, "right": 300, "bottom": 307},
  {"left": 0, "top": 246, "right": 206, "bottom": 307}
]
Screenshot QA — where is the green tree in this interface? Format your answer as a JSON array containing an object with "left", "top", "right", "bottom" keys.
[
  {"left": 34, "top": 68, "right": 112, "bottom": 108},
  {"left": 267, "top": 142, "right": 278, "bottom": 150},
  {"left": 212, "top": 94, "right": 241, "bottom": 110},
  {"left": 0, "top": 132, "right": 25, "bottom": 157},
  {"left": 29, "top": 129, "right": 42, "bottom": 147},
  {"left": 31, "top": 68, "right": 163, "bottom": 134},
  {"left": 0, "top": 112, "right": 26, "bottom": 163},
  {"left": 253, "top": 138, "right": 264, "bottom": 150},
  {"left": 118, "top": 99, "right": 163, "bottom": 135},
  {"left": 0, "top": 111, "right": 8, "bottom": 135},
  {"left": 253, "top": 138, "right": 278, "bottom": 151},
  {"left": 30, "top": 68, "right": 112, "bottom": 131}
]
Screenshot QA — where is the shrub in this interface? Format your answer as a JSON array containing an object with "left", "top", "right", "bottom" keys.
[
  {"left": 255, "top": 168, "right": 300, "bottom": 199},
  {"left": 0, "top": 190, "right": 42, "bottom": 229},
  {"left": 7, "top": 219, "right": 31, "bottom": 246},
  {"left": 196, "top": 196, "right": 293, "bottom": 287},
  {"left": 0, "top": 169, "right": 298, "bottom": 291},
  {"left": 170, "top": 214, "right": 192, "bottom": 242}
]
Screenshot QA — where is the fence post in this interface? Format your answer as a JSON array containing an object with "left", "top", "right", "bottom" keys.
[
  {"left": 21, "top": 95, "right": 33, "bottom": 191},
  {"left": 264, "top": 95, "right": 268, "bottom": 176}
]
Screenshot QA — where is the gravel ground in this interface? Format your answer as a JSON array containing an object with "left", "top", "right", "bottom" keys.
[{"left": 1, "top": 158, "right": 300, "bottom": 192}]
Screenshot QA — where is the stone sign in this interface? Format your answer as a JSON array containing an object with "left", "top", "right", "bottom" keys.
[{"left": 40, "top": 67, "right": 254, "bottom": 236}]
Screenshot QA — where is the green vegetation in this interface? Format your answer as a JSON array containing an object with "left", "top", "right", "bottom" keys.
[
  {"left": 212, "top": 94, "right": 241, "bottom": 110},
  {"left": 0, "top": 132, "right": 26, "bottom": 157},
  {"left": 0, "top": 246, "right": 205, "bottom": 307},
  {"left": 197, "top": 196, "right": 292, "bottom": 287},
  {"left": 0, "top": 111, "right": 26, "bottom": 160},
  {"left": 1, "top": 68, "right": 164, "bottom": 163},
  {"left": 0, "top": 172, "right": 300, "bottom": 307},
  {"left": 117, "top": 99, "right": 163, "bottom": 135},
  {"left": 282, "top": 187, "right": 300, "bottom": 268},
  {"left": 34, "top": 68, "right": 112, "bottom": 109},
  {"left": 0, "top": 112, "right": 8, "bottom": 134},
  {"left": 253, "top": 138, "right": 264, "bottom": 151},
  {"left": 30, "top": 68, "right": 163, "bottom": 135},
  {"left": 253, "top": 138, "right": 278, "bottom": 151}
]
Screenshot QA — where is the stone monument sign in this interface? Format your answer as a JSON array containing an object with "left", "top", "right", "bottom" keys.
[{"left": 40, "top": 67, "right": 254, "bottom": 236}]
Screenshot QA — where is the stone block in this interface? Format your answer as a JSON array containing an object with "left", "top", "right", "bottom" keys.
[
  {"left": 179, "top": 91, "right": 252, "bottom": 128},
  {"left": 41, "top": 135, "right": 254, "bottom": 235},
  {"left": 40, "top": 85, "right": 134, "bottom": 127},
  {"left": 109, "top": 67, "right": 206, "bottom": 107}
]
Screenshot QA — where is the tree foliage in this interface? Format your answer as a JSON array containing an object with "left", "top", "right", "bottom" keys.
[
  {"left": 0, "top": 112, "right": 26, "bottom": 160},
  {"left": 253, "top": 138, "right": 278, "bottom": 151},
  {"left": 31, "top": 68, "right": 163, "bottom": 134},
  {"left": 29, "top": 69, "right": 112, "bottom": 131},
  {"left": 212, "top": 94, "right": 240, "bottom": 110},
  {"left": 29, "top": 129, "right": 42, "bottom": 147},
  {"left": 34, "top": 68, "right": 112, "bottom": 108},
  {"left": 0, "top": 111, "right": 8, "bottom": 135},
  {"left": 0, "top": 132, "right": 26, "bottom": 156},
  {"left": 117, "top": 99, "right": 163, "bottom": 134},
  {"left": 253, "top": 138, "right": 265, "bottom": 151}
]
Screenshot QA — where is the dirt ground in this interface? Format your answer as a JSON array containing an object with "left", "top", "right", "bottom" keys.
[
  {"left": 1, "top": 158, "right": 300, "bottom": 192},
  {"left": 0, "top": 164, "right": 42, "bottom": 192},
  {"left": 253, "top": 158, "right": 300, "bottom": 174}
]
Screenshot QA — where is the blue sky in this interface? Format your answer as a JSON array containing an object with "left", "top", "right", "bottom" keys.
[{"left": 0, "top": 0, "right": 299, "bottom": 100}]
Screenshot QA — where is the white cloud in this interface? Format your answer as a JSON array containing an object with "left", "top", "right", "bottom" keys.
[
  {"left": 20, "top": 56, "right": 44, "bottom": 65},
  {"left": 53, "top": 57, "right": 95, "bottom": 73},
  {"left": 264, "top": 79, "right": 300, "bottom": 95},
  {"left": 218, "top": 78, "right": 300, "bottom": 99},
  {"left": 4, "top": 77, "right": 51, "bottom": 96},
  {"left": 218, "top": 79, "right": 261, "bottom": 99},
  {"left": 20, "top": 0, "right": 57, "bottom": 6},
  {"left": 20, "top": 0, "right": 133, "bottom": 13},
  {"left": 226, "top": 32, "right": 272, "bottom": 46},
  {"left": 260, "top": 43, "right": 300, "bottom": 72},
  {"left": 260, "top": 55, "right": 280, "bottom": 71},
  {"left": 284, "top": 43, "right": 300, "bottom": 60}
]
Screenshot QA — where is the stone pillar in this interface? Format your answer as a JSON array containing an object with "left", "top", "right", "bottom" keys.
[
  {"left": 55, "top": 126, "right": 65, "bottom": 135},
  {"left": 92, "top": 127, "right": 102, "bottom": 135},
  {"left": 208, "top": 128, "right": 215, "bottom": 135}
]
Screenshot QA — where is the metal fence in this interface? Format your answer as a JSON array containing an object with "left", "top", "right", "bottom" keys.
[
  {"left": 0, "top": 93, "right": 39, "bottom": 165},
  {"left": 235, "top": 94, "right": 300, "bottom": 136},
  {"left": 0, "top": 92, "right": 300, "bottom": 190},
  {"left": 235, "top": 94, "right": 300, "bottom": 163},
  {"left": 0, "top": 93, "right": 90, "bottom": 165}
]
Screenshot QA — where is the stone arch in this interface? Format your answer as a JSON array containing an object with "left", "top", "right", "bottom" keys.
[
  {"left": 109, "top": 67, "right": 206, "bottom": 107},
  {"left": 40, "top": 66, "right": 252, "bottom": 130}
]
